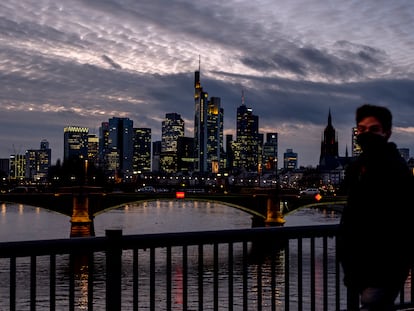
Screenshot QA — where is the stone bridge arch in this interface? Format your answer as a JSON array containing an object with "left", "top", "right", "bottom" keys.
[{"left": 0, "top": 187, "right": 346, "bottom": 237}]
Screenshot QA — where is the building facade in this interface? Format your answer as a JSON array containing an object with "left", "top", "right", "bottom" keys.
[
  {"left": 25, "top": 140, "right": 51, "bottom": 182},
  {"left": 262, "top": 133, "right": 278, "bottom": 173},
  {"left": 160, "top": 113, "right": 184, "bottom": 173},
  {"left": 133, "top": 128, "right": 152, "bottom": 173},
  {"left": 283, "top": 148, "right": 298, "bottom": 171},
  {"left": 63, "top": 126, "right": 89, "bottom": 162},
  {"left": 232, "top": 94, "right": 260, "bottom": 173}
]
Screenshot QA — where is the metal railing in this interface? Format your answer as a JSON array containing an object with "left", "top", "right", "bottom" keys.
[{"left": 0, "top": 225, "right": 413, "bottom": 310}]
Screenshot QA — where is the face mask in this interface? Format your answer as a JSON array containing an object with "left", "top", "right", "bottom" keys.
[{"left": 356, "top": 132, "right": 387, "bottom": 152}]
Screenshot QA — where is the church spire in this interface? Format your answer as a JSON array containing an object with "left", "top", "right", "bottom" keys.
[{"left": 328, "top": 108, "right": 332, "bottom": 126}]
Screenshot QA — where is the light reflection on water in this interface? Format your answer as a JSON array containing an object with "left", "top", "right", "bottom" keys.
[{"left": 0, "top": 200, "right": 343, "bottom": 310}]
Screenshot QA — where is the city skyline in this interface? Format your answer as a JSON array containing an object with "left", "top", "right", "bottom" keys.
[{"left": 1, "top": 1, "right": 414, "bottom": 167}]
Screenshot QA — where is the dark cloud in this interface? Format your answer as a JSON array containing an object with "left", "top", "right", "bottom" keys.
[{"left": 0, "top": 0, "right": 413, "bottom": 166}]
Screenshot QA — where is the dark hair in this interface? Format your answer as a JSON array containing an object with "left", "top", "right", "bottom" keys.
[{"left": 356, "top": 104, "right": 392, "bottom": 132}]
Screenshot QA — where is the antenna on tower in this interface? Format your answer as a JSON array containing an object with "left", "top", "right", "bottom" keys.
[
  {"left": 241, "top": 88, "right": 245, "bottom": 106},
  {"left": 198, "top": 54, "right": 201, "bottom": 72}
]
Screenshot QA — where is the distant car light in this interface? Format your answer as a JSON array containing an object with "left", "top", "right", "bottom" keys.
[{"left": 176, "top": 191, "right": 185, "bottom": 199}]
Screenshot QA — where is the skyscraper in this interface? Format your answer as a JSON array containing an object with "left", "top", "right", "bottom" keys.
[
  {"left": 263, "top": 133, "right": 278, "bottom": 173},
  {"left": 9, "top": 154, "right": 26, "bottom": 180},
  {"left": 87, "top": 134, "right": 99, "bottom": 165},
  {"left": 233, "top": 92, "right": 260, "bottom": 172},
  {"left": 161, "top": 113, "right": 184, "bottom": 173},
  {"left": 152, "top": 141, "right": 161, "bottom": 173},
  {"left": 193, "top": 66, "right": 225, "bottom": 174},
  {"left": 107, "top": 117, "right": 134, "bottom": 178},
  {"left": 206, "top": 96, "right": 224, "bottom": 173},
  {"left": 351, "top": 126, "right": 362, "bottom": 157},
  {"left": 133, "top": 128, "right": 152, "bottom": 173},
  {"left": 194, "top": 67, "right": 209, "bottom": 173},
  {"left": 177, "top": 137, "right": 195, "bottom": 173},
  {"left": 225, "top": 134, "right": 234, "bottom": 171},
  {"left": 25, "top": 140, "right": 51, "bottom": 181},
  {"left": 63, "top": 126, "right": 89, "bottom": 162}
]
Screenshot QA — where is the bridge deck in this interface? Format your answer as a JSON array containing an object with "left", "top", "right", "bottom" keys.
[{"left": 0, "top": 188, "right": 346, "bottom": 219}]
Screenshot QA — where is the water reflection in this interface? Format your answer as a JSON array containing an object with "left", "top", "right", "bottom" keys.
[{"left": 0, "top": 201, "right": 343, "bottom": 310}]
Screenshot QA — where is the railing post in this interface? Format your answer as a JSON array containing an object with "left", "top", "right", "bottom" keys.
[{"left": 106, "top": 229, "right": 122, "bottom": 311}]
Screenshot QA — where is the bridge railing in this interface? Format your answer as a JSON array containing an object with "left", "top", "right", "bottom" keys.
[{"left": 0, "top": 225, "right": 413, "bottom": 310}]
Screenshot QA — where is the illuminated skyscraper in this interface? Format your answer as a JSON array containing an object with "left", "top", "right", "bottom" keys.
[
  {"left": 351, "top": 126, "right": 362, "bottom": 157},
  {"left": 263, "top": 133, "right": 278, "bottom": 173},
  {"left": 194, "top": 67, "right": 209, "bottom": 173},
  {"left": 193, "top": 66, "right": 225, "bottom": 174},
  {"left": 233, "top": 92, "right": 260, "bottom": 172},
  {"left": 107, "top": 117, "right": 134, "bottom": 178},
  {"left": 161, "top": 113, "right": 184, "bottom": 173},
  {"left": 87, "top": 134, "right": 99, "bottom": 165},
  {"left": 207, "top": 96, "right": 224, "bottom": 173},
  {"left": 133, "top": 128, "right": 152, "bottom": 173},
  {"left": 63, "top": 126, "right": 89, "bottom": 162},
  {"left": 9, "top": 154, "right": 26, "bottom": 181},
  {"left": 25, "top": 139, "right": 51, "bottom": 181},
  {"left": 225, "top": 134, "right": 234, "bottom": 171}
]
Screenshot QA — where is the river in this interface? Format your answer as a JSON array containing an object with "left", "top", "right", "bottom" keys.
[
  {"left": 0, "top": 200, "right": 340, "bottom": 241},
  {"left": 0, "top": 200, "right": 341, "bottom": 310}
]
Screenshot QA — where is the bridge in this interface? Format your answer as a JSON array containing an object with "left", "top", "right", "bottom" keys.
[{"left": 0, "top": 186, "right": 346, "bottom": 236}]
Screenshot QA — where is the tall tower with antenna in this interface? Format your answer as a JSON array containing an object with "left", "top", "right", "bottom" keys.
[
  {"left": 194, "top": 56, "right": 208, "bottom": 173},
  {"left": 193, "top": 57, "right": 225, "bottom": 173}
]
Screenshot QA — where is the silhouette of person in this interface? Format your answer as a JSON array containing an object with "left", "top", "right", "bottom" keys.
[{"left": 338, "top": 104, "right": 413, "bottom": 310}]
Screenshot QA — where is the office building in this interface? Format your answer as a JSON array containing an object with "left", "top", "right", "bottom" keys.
[
  {"left": 193, "top": 64, "right": 226, "bottom": 173},
  {"left": 351, "top": 127, "right": 362, "bottom": 158},
  {"left": 152, "top": 141, "right": 161, "bottom": 173},
  {"left": 262, "top": 133, "right": 278, "bottom": 173},
  {"left": 177, "top": 137, "right": 195, "bottom": 173},
  {"left": 99, "top": 122, "right": 110, "bottom": 169},
  {"left": 133, "top": 128, "right": 152, "bottom": 173},
  {"left": 160, "top": 113, "right": 184, "bottom": 173},
  {"left": 233, "top": 93, "right": 260, "bottom": 172},
  {"left": 25, "top": 140, "right": 51, "bottom": 181},
  {"left": 0, "top": 158, "right": 9, "bottom": 177},
  {"left": 283, "top": 148, "right": 298, "bottom": 171},
  {"left": 206, "top": 96, "right": 224, "bottom": 173},
  {"left": 225, "top": 134, "right": 234, "bottom": 171},
  {"left": 107, "top": 117, "right": 134, "bottom": 178},
  {"left": 194, "top": 68, "right": 209, "bottom": 173},
  {"left": 63, "top": 126, "right": 89, "bottom": 162},
  {"left": 87, "top": 134, "right": 99, "bottom": 165},
  {"left": 9, "top": 154, "right": 26, "bottom": 181}
]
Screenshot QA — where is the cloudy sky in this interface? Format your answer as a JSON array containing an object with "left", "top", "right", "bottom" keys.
[{"left": 1, "top": 0, "right": 413, "bottom": 167}]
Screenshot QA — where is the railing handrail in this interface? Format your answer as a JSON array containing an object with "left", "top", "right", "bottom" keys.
[
  {"left": 1, "top": 224, "right": 412, "bottom": 310},
  {"left": 0, "top": 224, "right": 340, "bottom": 257}
]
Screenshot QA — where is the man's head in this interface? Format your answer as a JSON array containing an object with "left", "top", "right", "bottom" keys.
[{"left": 356, "top": 104, "right": 392, "bottom": 140}]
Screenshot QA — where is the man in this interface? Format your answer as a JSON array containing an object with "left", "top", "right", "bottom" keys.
[{"left": 338, "top": 104, "right": 413, "bottom": 310}]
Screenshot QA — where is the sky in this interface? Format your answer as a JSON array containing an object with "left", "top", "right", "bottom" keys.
[{"left": 1, "top": 0, "right": 414, "bottom": 167}]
